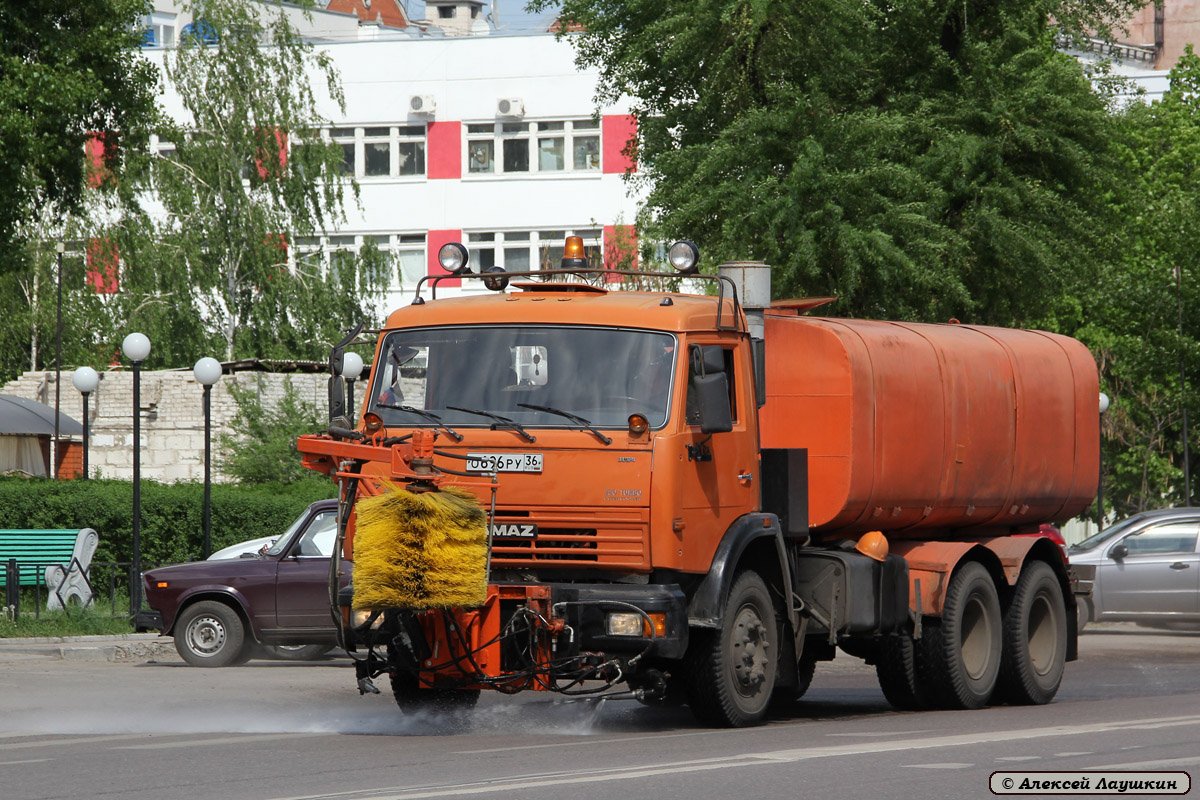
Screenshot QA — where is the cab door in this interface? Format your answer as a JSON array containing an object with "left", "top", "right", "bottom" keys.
[
  {"left": 678, "top": 337, "right": 759, "bottom": 549},
  {"left": 275, "top": 509, "right": 340, "bottom": 629}
]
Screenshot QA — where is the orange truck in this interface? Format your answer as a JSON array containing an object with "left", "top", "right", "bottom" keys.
[{"left": 297, "top": 238, "right": 1099, "bottom": 727}]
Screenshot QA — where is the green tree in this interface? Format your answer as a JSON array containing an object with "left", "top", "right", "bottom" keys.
[
  {"left": 0, "top": 0, "right": 159, "bottom": 261},
  {"left": 218, "top": 376, "right": 328, "bottom": 485},
  {"left": 1077, "top": 47, "right": 1200, "bottom": 518},
  {"left": 107, "top": 0, "right": 390, "bottom": 367},
  {"left": 535, "top": 0, "right": 1135, "bottom": 327}
]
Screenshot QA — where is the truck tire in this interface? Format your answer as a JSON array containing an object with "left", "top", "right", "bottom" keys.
[
  {"left": 918, "top": 562, "right": 1002, "bottom": 709},
  {"left": 996, "top": 561, "right": 1066, "bottom": 705},
  {"left": 390, "top": 671, "right": 481, "bottom": 713},
  {"left": 684, "top": 570, "right": 778, "bottom": 727},
  {"left": 876, "top": 634, "right": 931, "bottom": 710},
  {"left": 174, "top": 600, "right": 248, "bottom": 668},
  {"left": 771, "top": 655, "right": 817, "bottom": 708}
]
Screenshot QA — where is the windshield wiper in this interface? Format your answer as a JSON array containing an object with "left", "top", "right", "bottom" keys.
[
  {"left": 447, "top": 406, "right": 536, "bottom": 443},
  {"left": 376, "top": 403, "right": 464, "bottom": 442},
  {"left": 517, "top": 403, "right": 612, "bottom": 445}
]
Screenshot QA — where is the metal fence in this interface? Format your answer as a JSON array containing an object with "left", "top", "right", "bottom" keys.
[{"left": 2, "top": 559, "right": 176, "bottom": 620}]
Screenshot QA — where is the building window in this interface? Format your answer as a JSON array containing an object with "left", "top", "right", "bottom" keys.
[
  {"left": 363, "top": 127, "right": 390, "bottom": 177},
  {"left": 329, "top": 127, "right": 356, "bottom": 176},
  {"left": 295, "top": 233, "right": 426, "bottom": 291},
  {"left": 142, "top": 12, "right": 177, "bottom": 48},
  {"left": 325, "top": 125, "right": 426, "bottom": 179},
  {"left": 466, "top": 229, "right": 601, "bottom": 272},
  {"left": 438, "top": 5, "right": 455, "bottom": 18},
  {"left": 398, "top": 126, "right": 426, "bottom": 176},
  {"left": 397, "top": 234, "right": 427, "bottom": 285},
  {"left": 466, "top": 120, "right": 602, "bottom": 176}
]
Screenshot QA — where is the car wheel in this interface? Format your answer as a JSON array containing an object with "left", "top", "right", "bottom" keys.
[
  {"left": 266, "top": 644, "right": 335, "bottom": 661},
  {"left": 996, "top": 561, "right": 1067, "bottom": 705},
  {"left": 684, "top": 570, "right": 778, "bottom": 727},
  {"left": 174, "top": 600, "right": 247, "bottom": 668},
  {"left": 917, "top": 562, "right": 1002, "bottom": 709},
  {"left": 1076, "top": 596, "right": 1092, "bottom": 633}
]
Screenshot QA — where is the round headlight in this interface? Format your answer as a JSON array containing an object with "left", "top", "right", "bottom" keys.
[
  {"left": 438, "top": 242, "right": 470, "bottom": 275},
  {"left": 628, "top": 413, "right": 649, "bottom": 435},
  {"left": 483, "top": 266, "right": 509, "bottom": 291},
  {"left": 667, "top": 240, "right": 700, "bottom": 274},
  {"left": 363, "top": 412, "right": 384, "bottom": 433}
]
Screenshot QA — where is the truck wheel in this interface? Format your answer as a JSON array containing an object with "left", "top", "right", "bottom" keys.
[
  {"left": 685, "top": 570, "right": 778, "bottom": 727},
  {"left": 875, "top": 634, "right": 930, "bottom": 710},
  {"left": 996, "top": 561, "right": 1066, "bottom": 705},
  {"left": 771, "top": 655, "right": 817, "bottom": 708},
  {"left": 174, "top": 600, "right": 247, "bottom": 668},
  {"left": 390, "top": 672, "right": 481, "bottom": 713},
  {"left": 918, "top": 562, "right": 1002, "bottom": 709}
]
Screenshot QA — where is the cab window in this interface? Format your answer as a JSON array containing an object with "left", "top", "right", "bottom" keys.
[{"left": 685, "top": 347, "right": 736, "bottom": 425}]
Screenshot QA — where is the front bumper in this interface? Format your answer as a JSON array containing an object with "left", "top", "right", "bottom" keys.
[
  {"left": 547, "top": 583, "right": 689, "bottom": 660},
  {"left": 133, "top": 609, "right": 164, "bottom": 632}
]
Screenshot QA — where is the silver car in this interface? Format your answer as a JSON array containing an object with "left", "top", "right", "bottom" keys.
[{"left": 1069, "top": 508, "right": 1200, "bottom": 630}]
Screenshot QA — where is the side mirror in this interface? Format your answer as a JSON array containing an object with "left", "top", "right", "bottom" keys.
[
  {"left": 1110, "top": 543, "right": 1129, "bottom": 561},
  {"left": 328, "top": 375, "right": 347, "bottom": 422},
  {"left": 691, "top": 345, "right": 732, "bottom": 434}
]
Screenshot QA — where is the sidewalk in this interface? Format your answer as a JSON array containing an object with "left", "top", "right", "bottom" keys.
[{"left": 0, "top": 633, "right": 178, "bottom": 663}]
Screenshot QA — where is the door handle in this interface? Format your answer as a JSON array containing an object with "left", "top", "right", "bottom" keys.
[
  {"left": 737, "top": 472, "right": 753, "bottom": 486},
  {"left": 1170, "top": 562, "right": 1190, "bottom": 570}
]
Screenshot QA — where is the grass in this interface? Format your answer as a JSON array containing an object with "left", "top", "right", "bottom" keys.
[{"left": 0, "top": 600, "right": 136, "bottom": 638}]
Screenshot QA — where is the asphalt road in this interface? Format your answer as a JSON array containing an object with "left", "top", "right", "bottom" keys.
[{"left": 1, "top": 626, "right": 1198, "bottom": 800}]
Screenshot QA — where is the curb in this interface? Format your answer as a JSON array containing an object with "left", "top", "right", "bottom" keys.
[{"left": 0, "top": 634, "right": 177, "bottom": 663}]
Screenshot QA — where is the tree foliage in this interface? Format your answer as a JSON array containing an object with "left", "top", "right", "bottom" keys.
[
  {"left": 217, "top": 375, "right": 329, "bottom": 486},
  {"left": 105, "top": 0, "right": 391, "bottom": 365},
  {"left": 1076, "top": 48, "right": 1200, "bottom": 518},
  {"left": 538, "top": 0, "right": 1135, "bottom": 326},
  {"left": 0, "top": 0, "right": 159, "bottom": 260}
]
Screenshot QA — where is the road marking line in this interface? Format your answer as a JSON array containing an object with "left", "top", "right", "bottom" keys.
[
  {"left": 268, "top": 713, "right": 1200, "bottom": 800},
  {"left": 996, "top": 756, "right": 1041, "bottom": 761},
  {"left": 454, "top": 728, "right": 744, "bottom": 755},
  {"left": 0, "top": 759, "right": 52, "bottom": 765},
  {"left": 0, "top": 734, "right": 150, "bottom": 751},
  {"left": 117, "top": 733, "right": 326, "bottom": 750},
  {"left": 1088, "top": 755, "right": 1200, "bottom": 769},
  {"left": 904, "top": 763, "right": 974, "bottom": 769},
  {"left": 1054, "top": 752, "right": 1094, "bottom": 757},
  {"left": 827, "top": 730, "right": 935, "bottom": 737}
]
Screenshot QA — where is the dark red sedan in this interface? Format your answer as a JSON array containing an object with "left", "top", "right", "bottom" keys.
[{"left": 136, "top": 500, "right": 346, "bottom": 667}]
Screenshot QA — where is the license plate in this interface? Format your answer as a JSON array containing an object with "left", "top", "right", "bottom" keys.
[
  {"left": 490, "top": 522, "right": 538, "bottom": 539},
  {"left": 466, "top": 452, "right": 543, "bottom": 473}
]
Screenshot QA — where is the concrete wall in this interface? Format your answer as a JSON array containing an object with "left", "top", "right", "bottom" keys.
[{"left": 1, "top": 369, "right": 328, "bottom": 483}]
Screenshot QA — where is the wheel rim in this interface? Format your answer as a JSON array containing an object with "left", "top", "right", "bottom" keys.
[
  {"left": 960, "top": 595, "right": 993, "bottom": 681},
  {"left": 730, "top": 603, "right": 770, "bottom": 697},
  {"left": 185, "top": 615, "right": 226, "bottom": 657},
  {"left": 1027, "top": 592, "right": 1058, "bottom": 676}
]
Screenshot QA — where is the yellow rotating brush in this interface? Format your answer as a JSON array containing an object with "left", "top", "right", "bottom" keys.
[{"left": 352, "top": 484, "right": 488, "bottom": 609}]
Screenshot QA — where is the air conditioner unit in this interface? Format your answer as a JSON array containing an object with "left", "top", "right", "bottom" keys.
[
  {"left": 496, "top": 97, "right": 525, "bottom": 117},
  {"left": 409, "top": 95, "right": 436, "bottom": 115}
]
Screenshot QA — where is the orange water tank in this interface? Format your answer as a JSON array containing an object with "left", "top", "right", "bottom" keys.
[{"left": 758, "top": 312, "right": 1100, "bottom": 539}]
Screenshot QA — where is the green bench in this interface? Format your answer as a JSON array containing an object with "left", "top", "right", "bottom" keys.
[{"left": 1, "top": 529, "right": 99, "bottom": 610}]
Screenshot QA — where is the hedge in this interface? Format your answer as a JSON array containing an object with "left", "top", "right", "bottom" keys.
[{"left": 0, "top": 476, "right": 337, "bottom": 565}]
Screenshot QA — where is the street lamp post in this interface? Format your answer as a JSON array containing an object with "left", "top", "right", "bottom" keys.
[
  {"left": 341, "top": 351, "right": 364, "bottom": 424},
  {"left": 1098, "top": 392, "right": 1110, "bottom": 524},
  {"left": 193, "top": 358, "right": 223, "bottom": 559},
  {"left": 71, "top": 367, "right": 99, "bottom": 479},
  {"left": 122, "top": 332, "right": 151, "bottom": 617},
  {"left": 54, "top": 242, "right": 64, "bottom": 478}
]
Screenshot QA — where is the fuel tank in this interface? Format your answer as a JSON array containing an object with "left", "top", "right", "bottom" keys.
[{"left": 758, "top": 312, "right": 1099, "bottom": 539}]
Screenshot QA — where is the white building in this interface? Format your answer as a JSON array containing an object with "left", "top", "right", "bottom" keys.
[{"left": 143, "top": 2, "right": 645, "bottom": 314}]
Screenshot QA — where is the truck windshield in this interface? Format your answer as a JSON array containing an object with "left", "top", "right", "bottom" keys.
[{"left": 369, "top": 325, "right": 677, "bottom": 430}]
